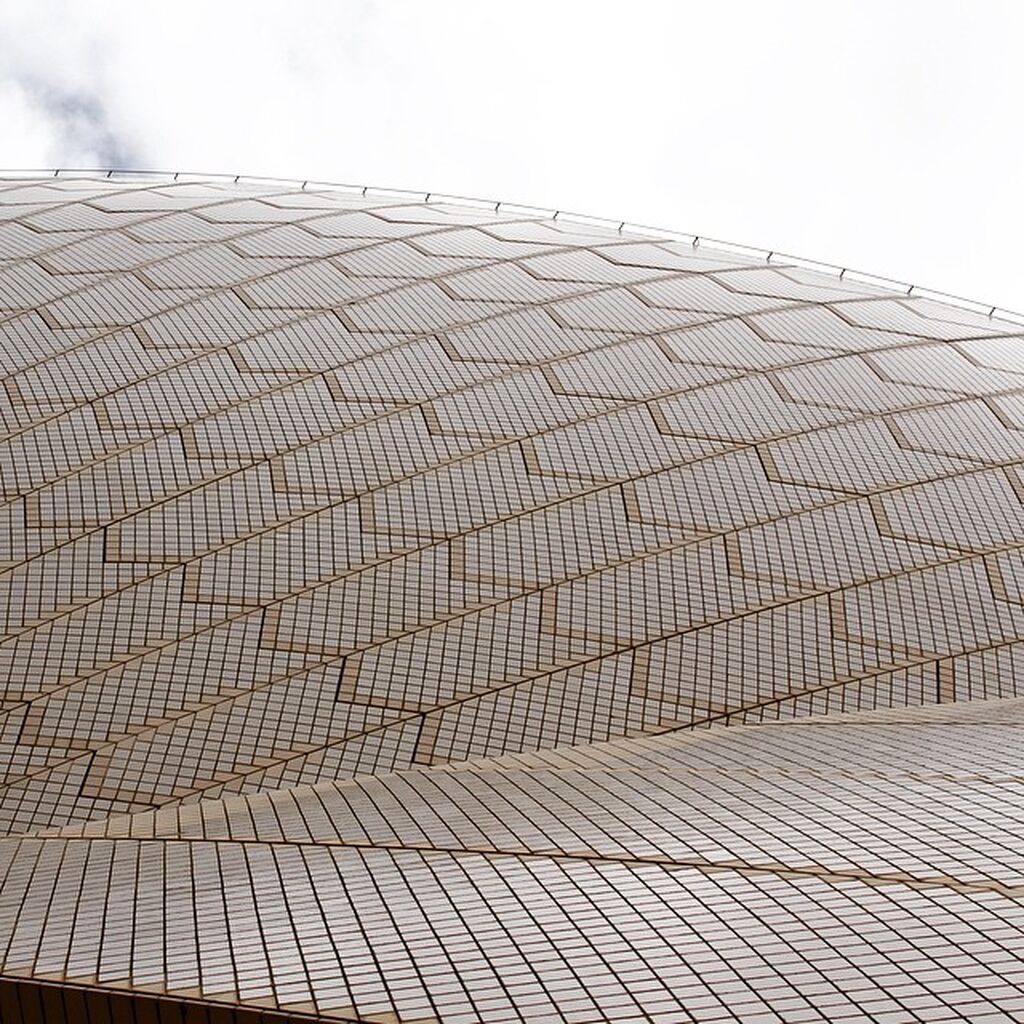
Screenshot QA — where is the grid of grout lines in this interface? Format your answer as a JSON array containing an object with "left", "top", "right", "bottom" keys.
[{"left": 0, "top": 176, "right": 1023, "bottom": 1023}]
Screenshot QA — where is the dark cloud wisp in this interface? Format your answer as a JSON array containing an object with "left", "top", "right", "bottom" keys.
[{"left": 9, "top": 75, "right": 144, "bottom": 168}]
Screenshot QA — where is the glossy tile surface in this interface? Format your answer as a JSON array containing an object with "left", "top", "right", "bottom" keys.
[{"left": 1, "top": 176, "right": 1023, "bottom": 1022}]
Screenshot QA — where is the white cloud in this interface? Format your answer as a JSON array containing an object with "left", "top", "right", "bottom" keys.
[{"left": 1, "top": 0, "right": 1023, "bottom": 310}]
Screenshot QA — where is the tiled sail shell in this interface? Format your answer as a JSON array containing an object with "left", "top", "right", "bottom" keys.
[{"left": 1, "top": 175, "right": 1023, "bottom": 1024}]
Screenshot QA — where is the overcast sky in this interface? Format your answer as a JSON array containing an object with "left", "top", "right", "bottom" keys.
[{"left": 1, "top": 1, "right": 1021, "bottom": 311}]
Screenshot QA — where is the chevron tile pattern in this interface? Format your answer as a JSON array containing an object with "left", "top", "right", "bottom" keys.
[{"left": 1, "top": 175, "right": 1024, "bottom": 1022}]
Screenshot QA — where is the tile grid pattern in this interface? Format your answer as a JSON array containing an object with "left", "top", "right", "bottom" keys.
[
  {"left": 4, "top": 700, "right": 1024, "bottom": 1022},
  {"left": 1, "top": 176, "right": 1024, "bottom": 1022}
]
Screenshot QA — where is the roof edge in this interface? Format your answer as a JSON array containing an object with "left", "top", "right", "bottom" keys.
[{"left": 2, "top": 166, "right": 1021, "bottom": 328}]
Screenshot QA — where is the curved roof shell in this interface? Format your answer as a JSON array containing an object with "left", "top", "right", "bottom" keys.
[{"left": 1, "top": 175, "right": 1023, "bottom": 1023}]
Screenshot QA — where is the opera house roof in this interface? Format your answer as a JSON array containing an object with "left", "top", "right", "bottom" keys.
[{"left": 1, "top": 173, "right": 1023, "bottom": 1023}]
